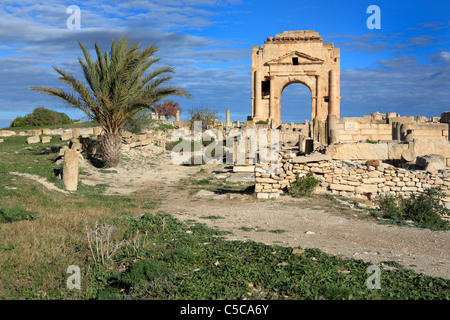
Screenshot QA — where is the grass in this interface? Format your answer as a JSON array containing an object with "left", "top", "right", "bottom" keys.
[
  {"left": 1, "top": 135, "right": 449, "bottom": 300},
  {"left": 92, "top": 213, "right": 450, "bottom": 300}
]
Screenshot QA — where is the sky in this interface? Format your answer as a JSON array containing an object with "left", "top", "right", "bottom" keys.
[{"left": 0, "top": 0, "right": 449, "bottom": 128}]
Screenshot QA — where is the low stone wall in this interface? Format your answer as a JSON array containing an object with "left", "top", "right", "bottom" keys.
[
  {"left": 255, "top": 152, "right": 450, "bottom": 206},
  {"left": 121, "top": 130, "right": 169, "bottom": 149}
]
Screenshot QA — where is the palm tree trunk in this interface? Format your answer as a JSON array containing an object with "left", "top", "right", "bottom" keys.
[{"left": 99, "top": 132, "right": 122, "bottom": 168}]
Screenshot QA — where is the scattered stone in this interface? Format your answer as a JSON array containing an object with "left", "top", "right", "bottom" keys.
[
  {"left": 305, "top": 231, "right": 315, "bottom": 235},
  {"left": 212, "top": 194, "right": 228, "bottom": 200},
  {"left": 228, "top": 194, "right": 248, "bottom": 200},
  {"left": 195, "top": 190, "right": 215, "bottom": 198},
  {"left": 225, "top": 173, "right": 255, "bottom": 183},
  {"left": 0, "top": 139, "right": 4, "bottom": 143},
  {"left": 292, "top": 248, "right": 305, "bottom": 255},
  {"left": 215, "top": 174, "right": 228, "bottom": 179},
  {"left": 60, "top": 132, "right": 72, "bottom": 141},
  {"left": 365, "top": 160, "right": 379, "bottom": 167},
  {"left": 26, "top": 135, "right": 40, "bottom": 144},
  {"left": 416, "top": 154, "right": 446, "bottom": 174},
  {"left": 41, "top": 136, "right": 51, "bottom": 144},
  {"left": 0, "top": 130, "right": 16, "bottom": 137}
]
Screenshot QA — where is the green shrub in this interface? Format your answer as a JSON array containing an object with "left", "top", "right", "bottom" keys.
[
  {"left": 256, "top": 120, "right": 268, "bottom": 125},
  {"left": 365, "top": 139, "right": 379, "bottom": 144},
  {"left": 374, "top": 188, "right": 450, "bottom": 230},
  {"left": 123, "top": 110, "right": 151, "bottom": 134},
  {"left": 289, "top": 172, "right": 321, "bottom": 197},
  {"left": 121, "top": 259, "right": 171, "bottom": 286},
  {"left": 10, "top": 107, "right": 73, "bottom": 127},
  {"left": 0, "top": 206, "right": 38, "bottom": 223}
]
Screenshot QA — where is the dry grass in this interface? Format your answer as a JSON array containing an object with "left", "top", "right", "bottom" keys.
[{"left": 0, "top": 173, "right": 160, "bottom": 299}]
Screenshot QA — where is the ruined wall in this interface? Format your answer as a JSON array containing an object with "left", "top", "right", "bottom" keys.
[
  {"left": 254, "top": 152, "right": 450, "bottom": 207},
  {"left": 334, "top": 112, "right": 449, "bottom": 143}
]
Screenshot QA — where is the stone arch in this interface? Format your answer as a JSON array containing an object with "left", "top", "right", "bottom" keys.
[
  {"left": 250, "top": 30, "right": 340, "bottom": 131},
  {"left": 275, "top": 77, "right": 315, "bottom": 122}
]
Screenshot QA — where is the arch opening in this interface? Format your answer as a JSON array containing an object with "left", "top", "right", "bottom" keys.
[{"left": 280, "top": 82, "right": 312, "bottom": 124}]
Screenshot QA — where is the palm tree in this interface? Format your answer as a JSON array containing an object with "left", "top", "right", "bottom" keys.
[{"left": 31, "top": 37, "right": 190, "bottom": 167}]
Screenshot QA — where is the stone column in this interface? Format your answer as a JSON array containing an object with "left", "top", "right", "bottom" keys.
[
  {"left": 176, "top": 110, "right": 180, "bottom": 122},
  {"left": 313, "top": 75, "right": 320, "bottom": 120},
  {"left": 328, "top": 70, "right": 338, "bottom": 116},
  {"left": 327, "top": 114, "right": 338, "bottom": 144},
  {"left": 226, "top": 109, "right": 231, "bottom": 126},
  {"left": 269, "top": 76, "right": 275, "bottom": 123},
  {"left": 298, "top": 134, "right": 306, "bottom": 153},
  {"left": 254, "top": 71, "right": 263, "bottom": 119},
  {"left": 62, "top": 149, "right": 79, "bottom": 191}
]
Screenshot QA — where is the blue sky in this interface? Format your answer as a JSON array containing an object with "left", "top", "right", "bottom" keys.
[{"left": 0, "top": 0, "right": 449, "bottom": 128}]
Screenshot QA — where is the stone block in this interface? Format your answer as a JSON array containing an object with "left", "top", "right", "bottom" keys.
[
  {"left": 0, "top": 130, "right": 16, "bottom": 137},
  {"left": 61, "top": 132, "right": 72, "bottom": 141},
  {"left": 326, "top": 142, "right": 388, "bottom": 160},
  {"left": 355, "top": 185, "right": 378, "bottom": 194},
  {"left": 416, "top": 154, "right": 446, "bottom": 174},
  {"left": 27, "top": 129, "right": 42, "bottom": 136},
  {"left": 233, "top": 165, "right": 255, "bottom": 173},
  {"left": 329, "top": 184, "right": 355, "bottom": 192},
  {"left": 41, "top": 136, "right": 51, "bottom": 144},
  {"left": 26, "top": 135, "right": 40, "bottom": 144}
]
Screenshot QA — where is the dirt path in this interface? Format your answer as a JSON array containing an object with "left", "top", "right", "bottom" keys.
[{"left": 77, "top": 145, "right": 450, "bottom": 279}]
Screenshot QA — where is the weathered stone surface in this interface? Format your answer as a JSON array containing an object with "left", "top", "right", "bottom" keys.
[
  {"left": 0, "top": 139, "right": 4, "bottom": 143},
  {"left": 327, "top": 143, "right": 388, "bottom": 160},
  {"left": 0, "top": 130, "right": 16, "bottom": 137},
  {"left": 226, "top": 173, "right": 255, "bottom": 183},
  {"left": 329, "top": 184, "right": 355, "bottom": 192},
  {"left": 401, "top": 148, "right": 416, "bottom": 163},
  {"left": 61, "top": 132, "right": 72, "bottom": 141},
  {"left": 58, "top": 146, "right": 69, "bottom": 156},
  {"left": 41, "top": 136, "right": 51, "bottom": 144},
  {"left": 416, "top": 154, "right": 446, "bottom": 174},
  {"left": 41, "top": 129, "right": 51, "bottom": 135},
  {"left": 251, "top": 30, "right": 340, "bottom": 127},
  {"left": 62, "top": 149, "right": 78, "bottom": 191},
  {"left": 256, "top": 192, "right": 279, "bottom": 199},
  {"left": 233, "top": 165, "right": 255, "bottom": 173},
  {"left": 26, "top": 135, "right": 40, "bottom": 144},
  {"left": 195, "top": 190, "right": 215, "bottom": 198},
  {"left": 355, "top": 185, "right": 378, "bottom": 194},
  {"left": 27, "top": 129, "right": 42, "bottom": 136},
  {"left": 121, "top": 131, "right": 133, "bottom": 139},
  {"left": 292, "top": 153, "right": 332, "bottom": 163}
]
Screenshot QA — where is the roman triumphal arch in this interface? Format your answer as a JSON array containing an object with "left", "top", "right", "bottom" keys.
[{"left": 250, "top": 30, "right": 340, "bottom": 128}]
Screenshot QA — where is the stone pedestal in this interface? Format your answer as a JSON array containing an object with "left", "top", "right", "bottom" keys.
[{"left": 62, "top": 149, "right": 79, "bottom": 191}]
